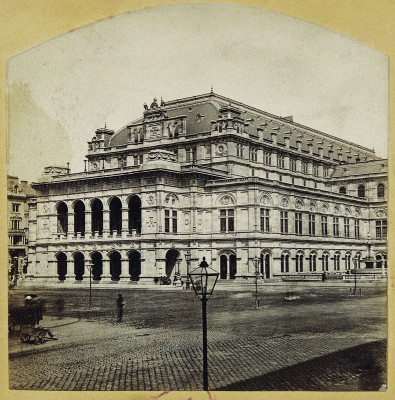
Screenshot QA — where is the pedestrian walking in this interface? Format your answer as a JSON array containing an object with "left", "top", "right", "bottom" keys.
[{"left": 116, "top": 294, "right": 124, "bottom": 322}]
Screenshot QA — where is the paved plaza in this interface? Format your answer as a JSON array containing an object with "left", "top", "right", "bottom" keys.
[{"left": 8, "top": 282, "right": 387, "bottom": 391}]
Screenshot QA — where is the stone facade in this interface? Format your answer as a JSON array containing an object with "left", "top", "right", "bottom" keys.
[
  {"left": 28, "top": 92, "right": 387, "bottom": 284},
  {"left": 7, "top": 176, "right": 36, "bottom": 277}
]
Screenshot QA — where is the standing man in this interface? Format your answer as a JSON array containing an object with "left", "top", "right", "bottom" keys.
[{"left": 116, "top": 294, "right": 124, "bottom": 323}]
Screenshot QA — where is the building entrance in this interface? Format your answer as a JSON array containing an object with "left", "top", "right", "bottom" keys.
[{"left": 165, "top": 249, "right": 179, "bottom": 278}]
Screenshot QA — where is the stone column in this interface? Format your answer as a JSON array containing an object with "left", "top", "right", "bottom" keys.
[
  {"left": 102, "top": 258, "right": 111, "bottom": 280},
  {"left": 86, "top": 210, "right": 92, "bottom": 235},
  {"left": 68, "top": 211, "right": 75, "bottom": 237},
  {"left": 211, "top": 143, "right": 216, "bottom": 159},
  {"left": 178, "top": 147, "right": 186, "bottom": 163},
  {"left": 65, "top": 259, "right": 74, "bottom": 280},
  {"left": 103, "top": 210, "right": 110, "bottom": 236},
  {"left": 196, "top": 145, "right": 205, "bottom": 162},
  {"left": 119, "top": 258, "right": 130, "bottom": 280},
  {"left": 284, "top": 154, "right": 290, "bottom": 170},
  {"left": 257, "top": 148, "right": 263, "bottom": 164},
  {"left": 122, "top": 207, "right": 129, "bottom": 237},
  {"left": 48, "top": 260, "right": 58, "bottom": 278}
]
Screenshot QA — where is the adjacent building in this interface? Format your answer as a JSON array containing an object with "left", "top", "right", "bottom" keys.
[
  {"left": 27, "top": 92, "right": 387, "bottom": 284},
  {"left": 7, "top": 176, "right": 36, "bottom": 277}
]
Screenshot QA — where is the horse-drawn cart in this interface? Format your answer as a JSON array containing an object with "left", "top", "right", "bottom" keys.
[{"left": 9, "top": 302, "right": 56, "bottom": 344}]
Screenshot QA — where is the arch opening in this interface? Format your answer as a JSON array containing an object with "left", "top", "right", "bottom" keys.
[
  {"left": 57, "top": 252, "right": 67, "bottom": 280},
  {"left": 74, "top": 252, "right": 85, "bottom": 280},
  {"left": 129, "top": 251, "right": 141, "bottom": 281},
  {"left": 110, "top": 197, "right": 122, "bottom": 235}
]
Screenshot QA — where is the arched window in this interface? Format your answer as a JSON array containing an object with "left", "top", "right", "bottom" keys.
[
  {"left": 357, "top": 185, "right": 365, "bottom": 198},
  {"left": 339, "top": 186, "right": 346, "bottom": 194},
  {"left": 345, "top": 253, "right": 351, "bottom": 270},
  {"left": 281, "top": 253, "right": 289, "bottom": 273},
  {"left": 128, "top": 195, "right": 142, "bottom": 234},
  {"left": 109, "top": 197, "right": 122, "bottom": 235},
  {"left": 309, "top": 253, "right": 317, "bottom": 272},
  {"left": 296, "top": 252, "right": 304, "bottom": 273},
  {"left": 356, "top": 253, "right": 361, "bottom": 269},
  {"left": 377, "top": 183, "right": 385, "bottom": 198},
  {"left": 74, "top": 201, "right": 85, "bottom": 236},
  {"left": 91, "top": 199, "right": 103, "bottom": 235},
  {"left": 260, "top": 253, "right": 271, "bottom": 279},
  {"left": 334, "top": 252, "right": 341, "bottom": 271},
  {"left": 57, "top": 202, "right": 68, "bottom": 234},
  {"left": 219, "top": 253, "right": 237, "bottom": 279},
  {"left": 322, "top": 253, "right": 329, "bottom": 271}
]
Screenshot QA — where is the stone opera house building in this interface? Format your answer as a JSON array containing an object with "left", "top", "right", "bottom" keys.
[{"left": 26, "top": 92, "right": 387, "bottom": 284}]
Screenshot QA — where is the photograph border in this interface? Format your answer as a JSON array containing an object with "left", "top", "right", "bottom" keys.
[{"left": 1, "top": 1, "right": 393, "bottom": 399}]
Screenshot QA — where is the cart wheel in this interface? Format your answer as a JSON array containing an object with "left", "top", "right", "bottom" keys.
[
  {"left": 20, "top": 333, "right": 30, "bottom": 342},
  {"left": 38, "top": 332, "right": 46, "bottom": 343}
]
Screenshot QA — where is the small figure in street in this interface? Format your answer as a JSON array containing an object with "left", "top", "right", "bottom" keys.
[{"left": 116, "top": 294, "right": 124, "bottom": 323}]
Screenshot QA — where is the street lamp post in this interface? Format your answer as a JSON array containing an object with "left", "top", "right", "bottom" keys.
[
  {"left": 252, "top": 256, "right": 260, "bottom": 309},
  {"left": 185, "top": 249, "right": 191, "bottom": 290},
  {"left": 87, "top": 263, "right": 93, "bottom": 308},
  {"left": 188, "top": 257, "right": 219, "bottom": 391}
]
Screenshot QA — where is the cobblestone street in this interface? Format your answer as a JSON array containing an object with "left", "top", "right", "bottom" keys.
[{"left": 8, "top": 283, "right": 387, "bottom": 391}]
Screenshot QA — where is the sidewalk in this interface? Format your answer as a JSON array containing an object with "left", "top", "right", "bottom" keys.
[{"left": 12, "top": 279, "right": 387, "bottom": 292}]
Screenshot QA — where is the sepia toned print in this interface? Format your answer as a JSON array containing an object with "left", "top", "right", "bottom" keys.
[{"left": 6, "top": 2, "right": 388, "bottom": 393}]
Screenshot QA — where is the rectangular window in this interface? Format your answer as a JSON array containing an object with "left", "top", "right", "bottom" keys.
[
  {"left": 290, "top": 158, "right": 296, "bottom": 171},
  {"left": 134, "top": 156, "right": 139, "bottom": 166},
  {"left": 172, "top": 211, "right": 178, "bottom": 233},
  {"left": 249, "top": 147, "right": 257, "bottom": 162},
  {"left": 324, "top": 167, "right": 329, "bottom": 177},
  {"left": 165, "top": 210, "right": 170, "bottom": 233},
  {"left": 228, "top": 209, "right": 235, "bottom": 232},
  {"left": 11, "top": 220, "right": 20, "bottom": 229},
  {"left": 295, "top": 212, "right": 303, "bottom": 235},
  {"left": 354, "top": 219, "right": 360, "bottom": 238},
  {"left": 263, "top": 150, "right": 271, "bottom": 166},
  {"left": 277, "top": 153, "right": 285, "bottom": 169},
  {"left": 165, "top": 210, "right": 177, "bottom": 233},
  {"left": 139, "top": 154, "right": 143, "bottom": 164},
  {"left": 301, "top": 161, "right": 308, "bottom": 174},
  {"left": 186, "top": 147, "right": 197, "bottom": 163},
  {"left": 220, "top": 209, "right": 234, "bottom": 232},
  {"left": 236, "top": 144, "right": 244, "bottom": 158},
  {"left": 12, "top": 203, "right": 20, "bottom": 213},
  {"left": 376, "top": 220, "right": 387, "bottom": 239},
  {"left": 321, "top": 216, "right": 328, "bottom": 236},
  {"left": 344, "top": 218, "right": 350, "bottom": 238},
  {"left": 260, "top": 208, "right": 270, "bottom": 232},
  {"left": 309, "top": 214, "right": 315, "bottom": 235},
  {"left": 333, "top": 217, "right": 339, "bottom": 237},
  {"left": 280, "top": 211, "right": 288, "bottom": 234},
  {"left": 313, "top": 164, "right": 319, "bottom": 177}
]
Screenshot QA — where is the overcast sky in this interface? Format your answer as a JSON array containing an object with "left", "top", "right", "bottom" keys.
[{"left": 7, "top": 2, "right": 388, "bottom": 182}]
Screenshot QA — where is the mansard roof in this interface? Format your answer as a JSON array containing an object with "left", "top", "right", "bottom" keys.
[
  {"left": 107, "top": 92, "right": 380, "bottom": 162},
  {"left": 331, "top": 159, "right": 388, "bottom": 178}
]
